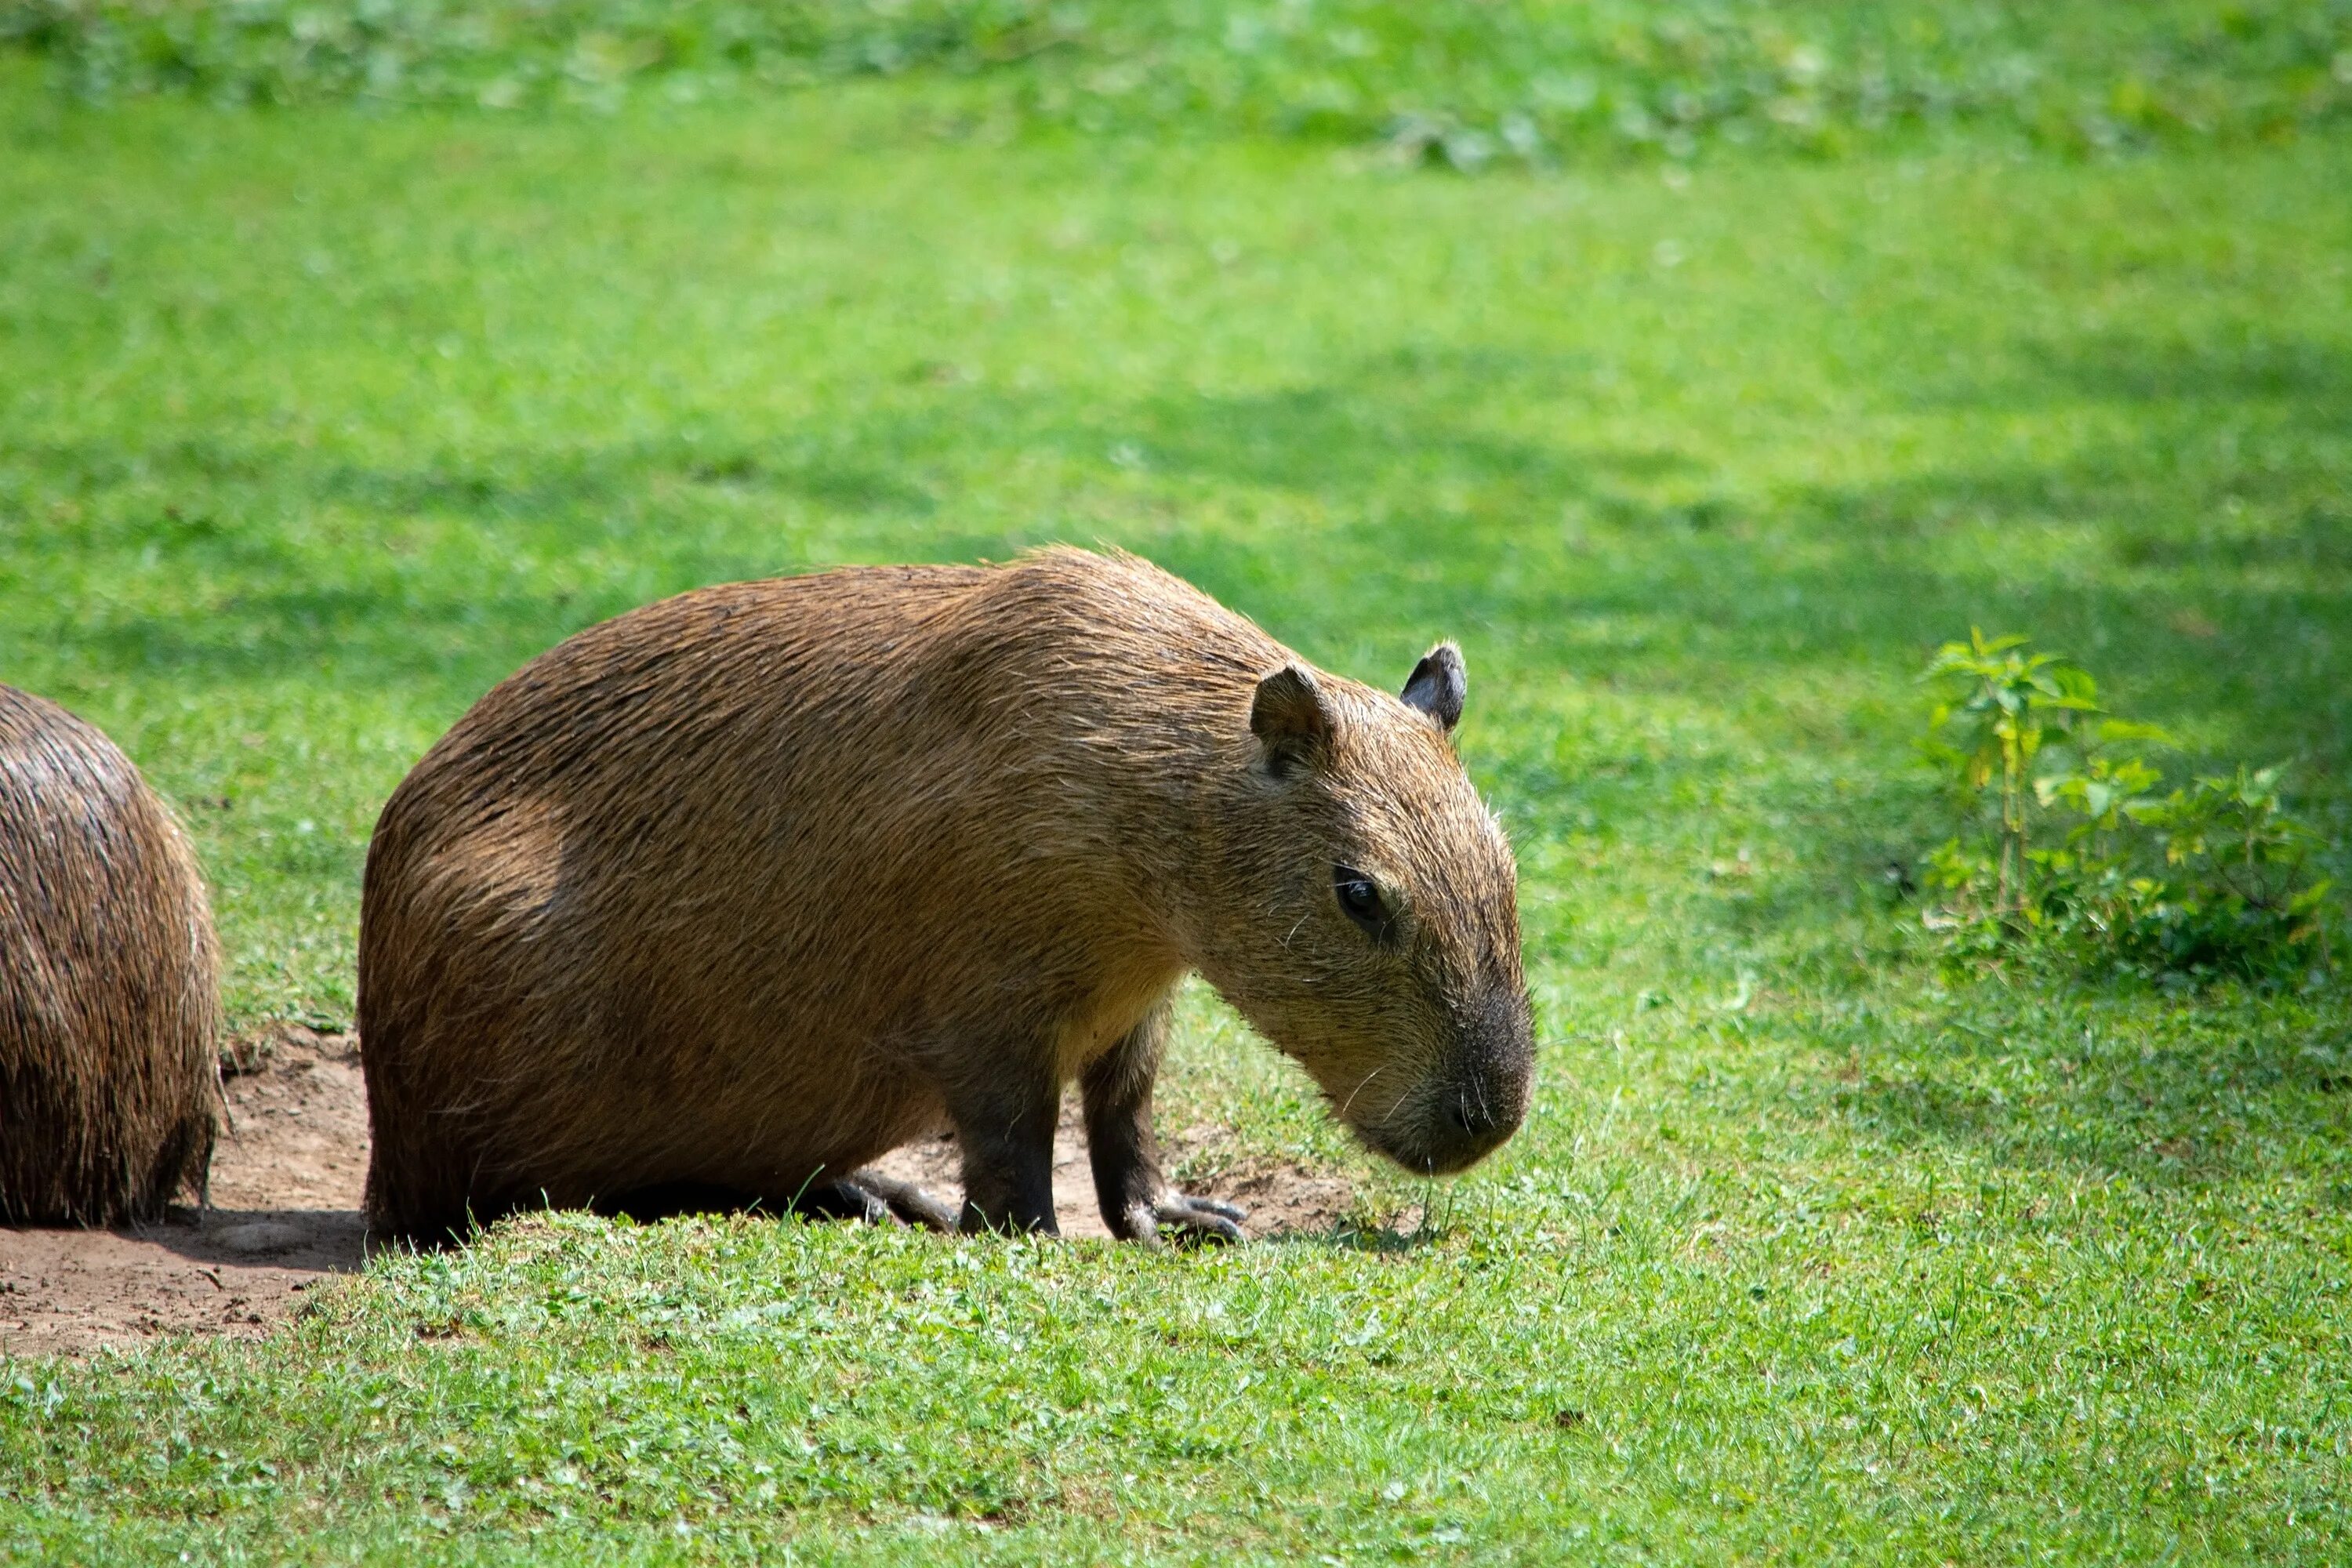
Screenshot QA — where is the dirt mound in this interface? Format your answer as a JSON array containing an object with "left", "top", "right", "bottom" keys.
[{"left": 0, "top": 1029, "right": 1356, "bottom": 1357}]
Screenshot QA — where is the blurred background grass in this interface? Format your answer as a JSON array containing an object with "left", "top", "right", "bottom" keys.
[{"left": 6, "top": 0, "right": 2350, "bottom": 162}]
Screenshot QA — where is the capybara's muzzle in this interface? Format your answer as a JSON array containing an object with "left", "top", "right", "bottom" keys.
[
  {"left": 1359, "top": 989, "right": 1533, "bottom": 1175},
  {"left": 1370, "top": 1073, "right": 1526, "bottom": 1174}
]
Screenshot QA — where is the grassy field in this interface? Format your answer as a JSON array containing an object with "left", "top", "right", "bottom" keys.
[{"left": 3, "top": 22, "right": 2352, "bottom": 1562}]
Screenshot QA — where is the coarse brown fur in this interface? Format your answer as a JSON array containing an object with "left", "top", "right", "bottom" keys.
[
  {"left": 358, "top": 548, "right": 1531, "bottom": 1244},
  {"left": 0, "top": 685, "right": 222, "bottom": 1226}
]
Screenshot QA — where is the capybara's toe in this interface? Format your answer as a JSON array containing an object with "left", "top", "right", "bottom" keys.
[{"left": 1154, "top": 1195, "right": 1247, "bottom": 1246}]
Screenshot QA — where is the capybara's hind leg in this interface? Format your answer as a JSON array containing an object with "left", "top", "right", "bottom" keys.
[
  {"left": 585, "top": 1175, "right": 956, "bottom": 1231},
  {"left": 363, "top": 1152, "right": 485, "bottom": 1249},
  {"left": 812, "top": 1172, "right": 958, "bottom": 1232}
]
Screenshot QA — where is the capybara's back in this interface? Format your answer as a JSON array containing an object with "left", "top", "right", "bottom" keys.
[
  {"left": 361, "top": 549, "right": 1532, "bottom": 1243},
  {"left": 0, "top": 685, "right": 220, "bottom": 1225}
]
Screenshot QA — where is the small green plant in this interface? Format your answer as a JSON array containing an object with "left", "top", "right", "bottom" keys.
[
  {"left": 1919, "top": 630, "right": 2102, "bottom": 916},
  {"left": 1918, "top": 630, "right": 2335, "bottom": 985}
]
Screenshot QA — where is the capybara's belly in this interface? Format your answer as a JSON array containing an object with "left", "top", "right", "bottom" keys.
[{"left": 465, "top": 1017, "right": 948, "bottom": 1203}]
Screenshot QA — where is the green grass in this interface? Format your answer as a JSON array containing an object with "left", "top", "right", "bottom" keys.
[{"left": 3, "top": 43, "right": 2352, "bottom": 1563}]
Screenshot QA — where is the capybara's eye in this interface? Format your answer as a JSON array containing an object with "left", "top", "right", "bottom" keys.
[{"left": 1334, "top": 866, "right": 1388, "bottom": 935}]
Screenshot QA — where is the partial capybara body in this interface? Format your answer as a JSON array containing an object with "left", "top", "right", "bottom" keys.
[
  {"left": 0, "top": 685, "right": 220, "bottom": 1225},
  {"left": 359, "top": 548, "right": 1531, "bottom": 1244}
]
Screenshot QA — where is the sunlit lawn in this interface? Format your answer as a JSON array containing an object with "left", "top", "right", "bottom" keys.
[{"left": 2, "top": 60, "right": 2350, "bottom": 1563}]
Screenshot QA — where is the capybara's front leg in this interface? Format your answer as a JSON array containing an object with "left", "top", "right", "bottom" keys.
[
  {"left": 948, "top": 1068, "right": 1061, "bottom": 1236},
  {"left": 1082, "top": 1004, "right": 1247, "bottom": 1245}
]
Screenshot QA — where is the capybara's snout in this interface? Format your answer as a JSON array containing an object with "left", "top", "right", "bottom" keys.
[{"left": 1360, "top": 987, "right": 1534, "bottom": 1175}]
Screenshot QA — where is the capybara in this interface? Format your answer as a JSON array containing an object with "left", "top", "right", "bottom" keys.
[
  {"left": 359, "top": 548, "right": 1532, "bottom": 1243},
  {"left": 0, "top": 685, "right": 220, "bottom": 1225}
]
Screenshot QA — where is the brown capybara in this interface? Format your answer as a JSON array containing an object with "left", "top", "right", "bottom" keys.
[
  {"left": 358, "top": 547, "right": 1532, "bottom": 1244},
  {"left": 0, "top": 685, "right": 221, "bottom": 1225}
]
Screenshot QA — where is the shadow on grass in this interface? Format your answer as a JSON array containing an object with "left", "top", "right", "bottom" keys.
[
  {"left": 9, "top": 320, "right": 2350, "bottom": 980},
  {"left": 1805, "top": 976, "right": 2352, "bottom": 1192},
  {"left": 1946, "top": 328, "right": 2352, "bottom": 410},
  {"left": 16, "top": 322, "right": 2346, "bottom": 699}
]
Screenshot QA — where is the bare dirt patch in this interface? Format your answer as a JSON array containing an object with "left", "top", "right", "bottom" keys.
[
  {"left": 2, "top": 1029, "right": 1357, "bottom": 1356},
  {"left": 0, "top": 1025, "right": 367, "bottom": 1359}
]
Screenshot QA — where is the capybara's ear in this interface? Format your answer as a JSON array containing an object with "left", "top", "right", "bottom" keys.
[
  {"left": 1401, "top": 642, "right": 1466, "bottom": 732},
  {"left": 1250, "top": 663, "right": 1333, "bottom": 776}
]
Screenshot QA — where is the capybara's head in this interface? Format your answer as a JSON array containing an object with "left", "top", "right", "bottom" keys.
[{"left": 1191, "top": 644, "right": 1533, "bottom": 1175}]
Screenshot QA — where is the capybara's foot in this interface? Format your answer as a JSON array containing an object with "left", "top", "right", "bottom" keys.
[
  {"left": 1117, "top": 1192, "right": 1247, "bottom": 1246},
  {"left": 826, "top": 1172, "right": 959, "bottom": 1233}
]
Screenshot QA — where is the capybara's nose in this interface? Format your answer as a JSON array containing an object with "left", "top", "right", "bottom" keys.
[{"left": 1418, "top": 1083, "right": 1521, "bottom": 1174}]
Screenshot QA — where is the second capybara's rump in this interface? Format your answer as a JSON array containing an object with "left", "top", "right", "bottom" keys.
[
  {"left": 0, "top": 684, "right": 220, "bottom": 1226},
  {"left": 358, "top": 548, "right": 1531, "bottom": 1243}
]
